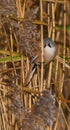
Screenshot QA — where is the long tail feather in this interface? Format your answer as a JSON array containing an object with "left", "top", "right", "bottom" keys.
[{"left": 24, "top": 63, "right": 37, "bottom": 87}]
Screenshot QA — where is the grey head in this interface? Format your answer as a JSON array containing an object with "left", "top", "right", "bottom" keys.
[{"left": 44, "top": 38, "right": 55, "bottom": 48}]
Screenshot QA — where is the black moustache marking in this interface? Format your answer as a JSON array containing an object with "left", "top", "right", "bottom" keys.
[
  {"left": 44, "top": 43, "right": 46, "bottom": 48},
  {"left": 48, "top": 43, "right": 51, "bottom": 48}
]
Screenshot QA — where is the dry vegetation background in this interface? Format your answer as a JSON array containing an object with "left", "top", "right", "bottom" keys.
[{"left": 0, "top": 0, "right": 70, "bottom": 130}]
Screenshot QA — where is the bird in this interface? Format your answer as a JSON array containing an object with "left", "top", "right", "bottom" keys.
[{"left": 24, "top": 38, "right": 56, "bottom": 86}]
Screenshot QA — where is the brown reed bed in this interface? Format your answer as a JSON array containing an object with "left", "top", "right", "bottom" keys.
[{"left": 0, "top": 0, "right": 70, "bottom": 130}]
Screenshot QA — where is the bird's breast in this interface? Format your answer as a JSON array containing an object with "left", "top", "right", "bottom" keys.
[{"left": 44, "top": 46, "right": 56, "bottom": 64}]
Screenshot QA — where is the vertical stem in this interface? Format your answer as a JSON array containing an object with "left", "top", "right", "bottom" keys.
[
  {"left": 47, "top": 3, "right": 55, "bottom": 88},
  {"left": 60, "top": 3, "right": 66, "bottom": 93},
  {"left": 55, "top": 3, "right": 67, "bottom": 130},
  {"left": 9, "top": 27, "right": 16, "bottom": 76},
  {"left": 63, "top": 4, "right": 66, "bottom": 66},
  {"left": 55, "top": 10, "right": 63, "bottom": 81},
  {"left": 52, "top": 3, "right": 55, "bottom": 41},
  {"left": 22, "top": 0, "right": 26, "bottom": 17},
  {"left": 21, "top": 55, "right": 24, "bottom": 86},
  {"left": 27, "top": 58, "right": 32, "bottom": 110},
  {"left": 48, "top": 2, "right": 51, "bottom": 37},
  {"left": 40, "top": 0, "right": 44, "bottom": 92}
]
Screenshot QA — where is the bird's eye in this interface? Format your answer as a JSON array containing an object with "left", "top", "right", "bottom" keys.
[{"left": 48, "top": 43, "right": 51, "bottom": 48}]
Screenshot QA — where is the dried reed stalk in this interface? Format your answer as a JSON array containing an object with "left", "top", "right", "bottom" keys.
[
  {"left": 47, "top": 3, "right": 56, "bottom": 88},
  {"left": 40, "top": 0, "right": 44, "bottom": 92}
]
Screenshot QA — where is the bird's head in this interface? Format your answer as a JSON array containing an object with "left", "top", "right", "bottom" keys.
[
  {"left": 44, "top": 38, "right": 55, "bottom": 48},
  {"left": 43, "top": 38, "right": 56, "bottom": 64}
]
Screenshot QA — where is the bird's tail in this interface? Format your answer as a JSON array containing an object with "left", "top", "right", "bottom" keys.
[{"left": 24, "top": 63, "right": 37, "bottom": 87}]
